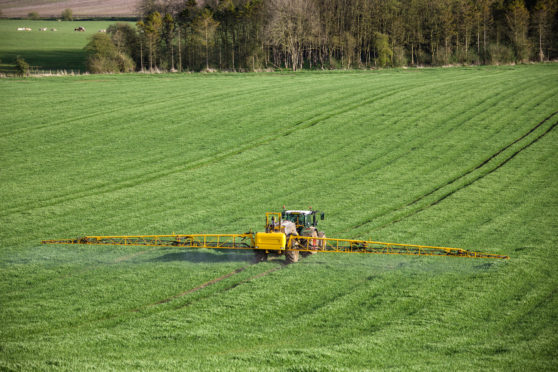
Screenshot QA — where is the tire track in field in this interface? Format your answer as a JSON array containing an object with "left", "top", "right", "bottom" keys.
[
  {"left": 1, "top": 258, "right": 275, "bottom": 343},
  {"left": 16, "top": 69, "right": 496, "bottom": 215},
  {"left": 334, "top": 76, "right": 541, "bottom": 234},
  {"left": 361, "top": 73, "right": 548, "bottom": 177},
  {"left": 114, "top": 247, "right": 160, "bottom": 263},
  {"left": 145, "top": 256, "right": 289, "bottom": 312},
  {"left": 136, "top": 264, "right": 255, "bottom": 310},
  {"left": 224, "top": 266, "right": 283, "bottom": 291},
  {"left": 404, "top": 110, "right": 558, "bottom": 209},
  {"left": 139, "top": 71, "right": 527, "bottom": 228},
  {"left": 1, "top": 89, "right": 197, "bottom": 137},
  {"left": 2, "top": 70, "right": 520, "bottom": 218},
  {"left": 53, "top": 261, "right": 283, "bottom": 336},
  {"left": 0, "top": 68, "right": 510, "bottom": 138},
  {"left": 3, "top": 73, "right": 363, "bottom": 139},
  {"left": 131, "top": 259, "right": 284, "bottom": 313},
  {"left": 10, "top": 246, "right": 166, "bottom": 296},
  {"left": 332, "top": 68, "right": 533, "bottom": 178},
  {"left": 1, "top": 83, "right": 276, "bottom": 138},
  {"left": 2, "top": 81, "right": 382, "bottom": 213},
  {"left": 2, "top": 79, "right": 291, "bottom": 143},
  {"left": 348, "top": 75, "right": 514, "bottom": 170},
  {"left": 346, "top": 75, "right": 557, "bottom": 232},
  {"left": 0, "top": 82, "right": 411, "bottom": 218},
  {"left": 8, "top": 243, "right": 255, "bottom": 308},
  {"left": 360, "top": 110, "right": 558, "bottom": 231},
  {"left": 284, "top": 271, "right": 377, "bottom": 322},
  {"left": 8, "top": 260, "right": 264, "bottom": 339},
  {"left": 282, "top": 74, "right": 520, "bottom": 226},
  {"left": 425, "top": 118, "right": 558, "bottom": 207},
  {"left": 0, "top": 76, "right": 424, "bottom": 210},
  {"left": 173, "top": 265, "right": 285, "bottom": 310}
]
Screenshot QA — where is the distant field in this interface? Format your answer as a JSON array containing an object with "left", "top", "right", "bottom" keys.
[
  {"left": 0, "top": 19, "right": 133, "bottom": 73},
  {"left": 0, "top": 0, "right": 138, "bottom": 18},
  {"left": 0, "top": 66, "right": 557, "bottom": 370}
]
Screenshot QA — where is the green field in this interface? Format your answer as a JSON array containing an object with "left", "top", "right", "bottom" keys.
[
  {"left": 1, "top": 65, "right": 557, "bottom": 370},
  {"left": 0, "top": 20, "right": 125, "bottom": 73}
]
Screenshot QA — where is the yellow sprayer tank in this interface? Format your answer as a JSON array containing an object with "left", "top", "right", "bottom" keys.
[{"left": 255, "top": 232, "right": 286, "bottom": 251}]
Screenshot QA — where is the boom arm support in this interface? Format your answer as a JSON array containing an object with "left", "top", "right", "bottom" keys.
[
  {"left": 291, "top": 236, "right": 509, "bottom": 259},
  {"left": 42, "top": 234, "right": 255, "bottom": 250}
]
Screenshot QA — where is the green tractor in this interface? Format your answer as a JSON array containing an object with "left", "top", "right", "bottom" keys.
[
  {"left": 281, "top": 208, "right": 325, "bottom": 235},
  {"left": 281, "top": 208, "right": 326, "bottom": 263},
  {"left": 255, "top": 208, "right": 326, "bottom": 263}
]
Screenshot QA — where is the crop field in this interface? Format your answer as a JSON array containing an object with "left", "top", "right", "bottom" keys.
[
  {"left": 0, "top": 0, "right": 137, "bottom": 18},
  {"left": 0, "top": 20, "right": 126, "bottom": 74},
  {"left": 1, "top": 65, "right": 557, "bottom": 370}
]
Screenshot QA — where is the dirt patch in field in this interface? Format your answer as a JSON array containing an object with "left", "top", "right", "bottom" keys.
[
  {"left": 224, "top": 266, "right": 283, "bottom": 291},
  {"left": 134, "top": 265, "right": 253, "bottom": 311},
  {"left": 156, "top": 267, "right": 249, "bottom": 304},
  {"left": 0, "top": 0, "right": 139, "bottom": 18},
  {"left": 134, "top": 262, "right": 285, "bottom": 311}
]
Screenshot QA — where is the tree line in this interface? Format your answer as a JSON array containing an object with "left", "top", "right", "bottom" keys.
[{"left": 85, "top": 0, "right": 558, "bottom": 73}]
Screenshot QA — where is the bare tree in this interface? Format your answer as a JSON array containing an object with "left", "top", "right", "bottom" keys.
[
  {"left": 474, "top": 0, "right": 496, "bottom": 61},
  {"left": 532, "top": 0, "right": 557, "bottom": 62},
  {"left": 194, "top": 8, "right": 219, "bottom": 70},
  {"left": 405, "top": 0, "right": 425, "bottom": 66},
  {"left": 61, "top": 8, "right": 73, "bottom": 21},
  {"left": 506, "top": 0, "right": 531, "bottom": 62},
  {"left": 457, "top": 0, "right": 476, "bottom": 63},
  {"left": 267, "top": 0, "right": 319, "bottom": 71},
  {"left": 137, "top": 11, "right": 163, "bottom": 70},
  {"left": 163, "top": 13, "right": 176, "bottom": 70},
  {"left": 138, "top": 0, "right": 179, "bottom": 17},
  {"left": 128, "top": 0, "right": 547, "bottom": 71}
]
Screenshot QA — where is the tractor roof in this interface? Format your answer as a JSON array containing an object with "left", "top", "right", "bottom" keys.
[{"left": 284, "top": 210, "right": 313, "bottom": 215}]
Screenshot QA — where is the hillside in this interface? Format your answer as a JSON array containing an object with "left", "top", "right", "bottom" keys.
[
  {"left": 0, "top": 0, "right": 138, "bottom": 18},
  {"left": 0, "top": 66, "right": 557, "bottom": 370}
]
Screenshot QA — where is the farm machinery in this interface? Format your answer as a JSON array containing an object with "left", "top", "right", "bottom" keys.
[{"left": 42, "top": 208, "right": 509, "bottom": 262}]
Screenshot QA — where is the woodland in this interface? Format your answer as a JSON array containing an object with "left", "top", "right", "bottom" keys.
[{"left": 85, "top": 0, "right": 557, "bottom": 72}]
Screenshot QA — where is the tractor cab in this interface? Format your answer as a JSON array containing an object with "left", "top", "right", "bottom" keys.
[{"left": 281, "top": 208, "right": 324, "bottom": 234}]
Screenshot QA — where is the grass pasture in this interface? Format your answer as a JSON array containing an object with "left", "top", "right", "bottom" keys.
[
  {"left": 0, "top": 20, "right": 124, "bottom": 73},
  {"left": 1, "top": 65, "right": 557, "bottom": 370}
]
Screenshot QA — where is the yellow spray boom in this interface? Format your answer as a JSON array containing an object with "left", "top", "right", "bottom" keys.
[{"left": 42, "top": 211, "right": 509, "bottom": 262}]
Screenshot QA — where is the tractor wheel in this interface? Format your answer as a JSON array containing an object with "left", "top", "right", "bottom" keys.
[
  {"left": 317, "top": 232, "right": 326, "bottom": 250},
  {"left": 254, "top": 249, "right": 268, "bottom": 262},
  {"left": 285, "top": 249, "right": 299, "bottom": 264},
  {"left": 302, "top": 229, "right": 318, "bottom": 255}
]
